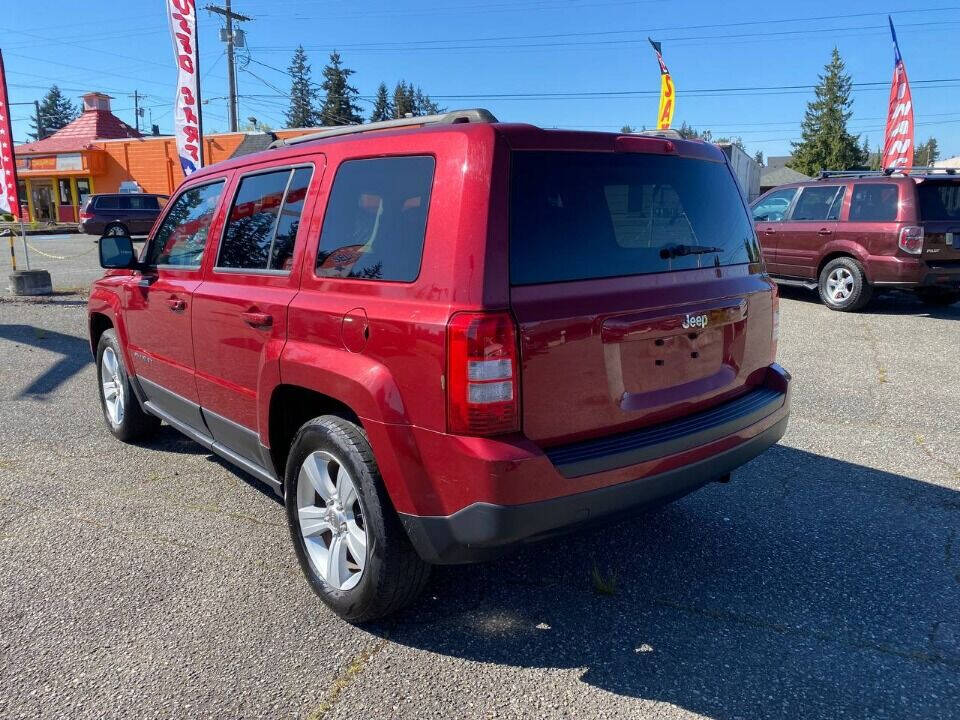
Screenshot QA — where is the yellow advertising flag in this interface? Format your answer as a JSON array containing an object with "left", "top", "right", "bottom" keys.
[
  {"left": 657, "top": 73, "right": 675, "bottom": 130},
  {"left": 648, "top": 37, "right": 675, "bottom": 130}
]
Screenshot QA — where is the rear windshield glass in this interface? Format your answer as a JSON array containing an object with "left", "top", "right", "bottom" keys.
[
  {"left": 917, "top": 182, "right": 960, "bottom": 221},
  {"left": 509, "top": 151, "right": 760, "bottom": 285}
]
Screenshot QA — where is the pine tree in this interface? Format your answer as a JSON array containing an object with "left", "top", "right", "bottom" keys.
[
  {"left": 914, "top": 137, "right": 940, "bottom": 167},
  {"left": 319, "top": 51, "right": 363, "bottom": 126},
  {"left": 620, "top": 125, "right": 636, "bottom": 134},
  {"left": 393, "top": 81, "right": 414, "bottom": 118},
  {"left": 285, "top": 46, "right": 319, "bottom": 128},
  {"left": 789, "top": 48, "right": 865, "bottom": 176},
  {"left": 754, "top": 150, "right": 765, "bottom": 166},
  {"left": 369, "top": 82, "right": 392, "bottom": 122},
  {"left": 413, "top": 87, "right": 442, "bottom": 116},
  {"left": 29, "top": 85, "right": 79, "bottom": 139}
]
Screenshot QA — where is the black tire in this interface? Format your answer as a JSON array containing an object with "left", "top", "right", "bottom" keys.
[
  {"left": 285, "top": 415, "right": 430, "bottom": 622},
  {"left": 96, "top": 329, "right": 161, "bottom": 442},
  {"left": 104, "top": 223, "right": 128, "bottom": 237},
  {"left": 914, "top": 288, "right": 960, "bottom": 307},
  {"left": 817, "top": 256, "right": 873, "bottom": 312}
]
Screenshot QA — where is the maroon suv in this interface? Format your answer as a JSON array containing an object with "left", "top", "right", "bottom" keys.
[
  {"left": 88, "top": 110, "right": 790, "bottom": 621},
  {"left": 752, "top": 169, "right": 960, "bottom": 311}
]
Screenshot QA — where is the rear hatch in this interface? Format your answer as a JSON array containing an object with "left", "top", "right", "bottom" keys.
[
  {"left": 508, "top": 142, "right": 776, "bottom": 447},
  {"left": 916, "top": 179, "right": 960, "bottom": 264}
]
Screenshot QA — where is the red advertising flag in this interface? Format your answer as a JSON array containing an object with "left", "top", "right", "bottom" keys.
[
  {"left": 0, "top": 49, "right": 22, "bottom": 219},
  {"left": 166, "top": 0, "right": 204, "bottom": 176},
  {"left": 882, "top": 17, "right": 914, "bottom": 171}
]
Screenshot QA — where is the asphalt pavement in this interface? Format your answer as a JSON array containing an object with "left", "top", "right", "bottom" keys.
[{"left": 1, "top": 239, "right": 958, "bottom": 718}]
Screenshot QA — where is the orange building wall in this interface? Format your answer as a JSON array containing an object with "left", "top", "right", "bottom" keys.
[{"left": 93, "top": 129, "right": 319, "bottom": 196}]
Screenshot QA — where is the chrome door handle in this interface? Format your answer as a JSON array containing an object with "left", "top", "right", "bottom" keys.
[
  {"left": 817, "top": 228, "right": 833, "bottom": 236},
  {"left": 241, "top": 311, "right": 273, "bottom": 329}
]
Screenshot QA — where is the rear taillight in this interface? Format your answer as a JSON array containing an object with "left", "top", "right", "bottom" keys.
[
  {"left": 446, "top": 311, "right": 519, "bottom": 436},
  {"left": 898, "top": 225, "right": 924, "bottom": 254},
  {"left": 79, "top": 211, "right": 93, "bottom": 221}
]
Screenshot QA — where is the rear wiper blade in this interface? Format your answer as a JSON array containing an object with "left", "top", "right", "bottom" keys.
[{"left": 659, "top": 244, "right": 725, "bottom": 259}]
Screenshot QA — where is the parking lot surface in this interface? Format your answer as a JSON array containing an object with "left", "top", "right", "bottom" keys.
[{"left": 1, "top": 239, "right": 959, "bottom": 718}]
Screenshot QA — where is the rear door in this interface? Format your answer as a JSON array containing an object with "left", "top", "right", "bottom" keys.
[
  {"left": 122, "top": 178, "right": 229, "bottom": 426},
  {"left": 751, "top": 187, "right": 798, "bottom": 270},
  {"left": 192, "top": 161, "right": 319, "bottom": 463},
  {"left": 916, "top": 180, "right": 960, "bottom": 265},
  {"left": 508, "top": 148, "right": 776, "bottom": 446},
  {"left": 127, "top": 195, "right": 161, "bottom": 235},
  {"left": 775, "top": 184, "right": 845, "bottom": 279}
]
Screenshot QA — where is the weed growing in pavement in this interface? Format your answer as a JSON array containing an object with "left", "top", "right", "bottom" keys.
[{"left": 592, "top": 562, "right": 618, "bottom": 596}]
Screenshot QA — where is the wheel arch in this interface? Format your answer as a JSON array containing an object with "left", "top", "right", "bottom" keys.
[{"left": 817, "top": 250, "right": 868, "bottom": 283}]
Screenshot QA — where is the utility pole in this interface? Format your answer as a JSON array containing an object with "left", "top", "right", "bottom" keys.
[
  {"left": 205, "top": 1, "right": 250, "bottom": 132},
  {"left": 34, "top": 100, "right": 43, "bottom": 140},
  {"left": 129, "top": 90, "right": 141, "bottom": 133}
]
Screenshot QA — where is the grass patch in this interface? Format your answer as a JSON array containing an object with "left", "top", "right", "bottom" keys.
[{"left": 592, "top": 562, "right": 618, "bottom": 596}]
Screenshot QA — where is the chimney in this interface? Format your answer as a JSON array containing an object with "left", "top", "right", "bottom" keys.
[{"left": 82, "top": 92, "right": 113, "bottom": 112}]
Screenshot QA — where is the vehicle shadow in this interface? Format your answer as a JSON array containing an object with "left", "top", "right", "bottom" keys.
[
  {"left": 0, "top": 323, "right": 92, "bottom": 398},
  {"left": 777, "top": 284, "right": 960, "bottom": 319},
  {"left": 377, "top": 444, "right": 960, "bottom": 718}
]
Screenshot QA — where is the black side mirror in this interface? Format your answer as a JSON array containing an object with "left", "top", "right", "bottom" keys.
[{"left": 99, "top": 234, "right": 137, "bottom": 269}]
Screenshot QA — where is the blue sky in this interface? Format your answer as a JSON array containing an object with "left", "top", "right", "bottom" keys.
[{"left": 5, "top": 0, "right": 960, "bottom": 160}]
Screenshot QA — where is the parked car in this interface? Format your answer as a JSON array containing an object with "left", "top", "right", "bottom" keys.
[
  {"left": 751, "top": 169, "right": 960, "bottom": 310},
  {"left": 88, "top": 110, "right": 791, "bottom": 621},
  {"left": 79, "top": 192, "right": 168, "bottom": 237}
]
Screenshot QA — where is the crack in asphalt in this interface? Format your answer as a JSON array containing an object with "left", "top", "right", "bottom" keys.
[{"left": 305, "top": 636, "right": 391, "bottom": 720}]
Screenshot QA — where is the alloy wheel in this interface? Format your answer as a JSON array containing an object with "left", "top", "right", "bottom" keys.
[
  {"left": 826, "top": 267, "right": 854, "bottom": 303},
  {"left": 100, "top": 347, "right": 125, "bottom": 426},
  {"left": 296, "top": 450, "right": 368, "bottom": 591}
]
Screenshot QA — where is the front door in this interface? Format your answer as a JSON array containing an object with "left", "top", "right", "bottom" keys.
[
  {"left": 192, "top": 162, "right": 318, "bottom": 463},
  {"left": 774, "top": 184, "right": 845, "bottom": 279},
  {"left": 122, "top": 178, "right": 228, "bottom": 427},
  {"left": 751, "top": 187, "right": 798, "bottom": 273},
  {"left": 31, "top": 180, "right": 56, "bottom": 222}
]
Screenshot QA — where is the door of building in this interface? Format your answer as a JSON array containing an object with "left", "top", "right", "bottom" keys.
[{"left": 31, "top": 180, "right": 56, "bottom": 222}]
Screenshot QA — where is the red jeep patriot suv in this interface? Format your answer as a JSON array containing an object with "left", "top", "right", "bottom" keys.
[
  {"left": 751, "top": 168, "right": 960, "bottom": 311},
  {"left": 89, "top": 110, "right": 790, "bottom": 621}
]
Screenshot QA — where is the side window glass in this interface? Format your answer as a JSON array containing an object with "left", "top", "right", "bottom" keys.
[
  {"left": 827, "top": 186, "right": 846, "bottom": 220},
  {"left": 791, "top": 186, "right": 842, "bottom": 221},
  {"left": 217, "top": 166, "right": 313, "bottom": 271},
  {"left": 316, "top": 156, "right": 435, "bottom": 282},
  {"left": 118, "top": 196, "right": 133, "bottom": 210},
  {"left": 850, "top": 184, "right": 899, "bottom": 222},
  {"left": 271, "top": 167, "right": 312, "bottom": 271},
  {"left": 98, "top": 196, "right": 119, "bottom": 210},
  {"left": 145, "top": 180, "right": 225, "bottom": 267},
  {"left": 752, "top": 188, "right": 796, "bottom": 222}
]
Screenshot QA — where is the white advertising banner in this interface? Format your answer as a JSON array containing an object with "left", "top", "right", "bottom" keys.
[{"left": 166, "top": 0, "right": 204, "bottom": 176}]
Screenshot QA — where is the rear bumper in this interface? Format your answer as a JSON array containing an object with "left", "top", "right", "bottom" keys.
[
  {"left": 868, "top": 255, "right": 960, "bottom": 288},
  {"left": 395, "top": 363, "right": 791, "bottom": 564}
]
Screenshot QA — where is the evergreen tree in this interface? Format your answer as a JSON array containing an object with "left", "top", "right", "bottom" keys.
[
  {"left": 29, "top": 85, "right": 79, "bottom": 140},
  {"left": 319, "top": 51, "right": 363, "bottom": 126},
  {"left": 915, "top": 137, "right": 940, "bottom": 167},
  {"left": 393, "top": 81, "right": 414, "bottom": 118},
  {"left": 413, "top": 87, "right": 442, "bottom": 116},
  {"left": 285, "top": 46, "right": 319, "bottom": 128},
  {"left": 754, "top": 150, "right": 765, "bottom": 166},
  {"left": 369, "top": 82, "right": 392, "bottom": 122},
  {"left": 789, "top": 48, "right": 865, "bottom": 175},
  {"left": 620, "top": 125, "right": 636, "bottom": 134},
  {"left": 678, "top": 121, "right": 712, "bottom": 142}
]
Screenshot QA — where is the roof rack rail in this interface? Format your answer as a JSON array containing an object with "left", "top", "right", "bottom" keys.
[
  {"left": 818, "top": 166, "right": 957, "bottom": 179},
  {"left": 269, "top": 108, "right": 499, "bottom": 149}
]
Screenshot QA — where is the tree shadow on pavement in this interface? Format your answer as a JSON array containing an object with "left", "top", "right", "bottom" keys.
[
  {"left": 0, "top": 324, "right": 92, "bottom": 398},
  {"left": 379, "top": 444, "right": 960, "bottom": 719}
]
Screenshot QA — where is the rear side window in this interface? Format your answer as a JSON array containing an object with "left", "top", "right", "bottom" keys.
[
  {"left": 791, "top": 186, "right": 844, "bottom": 221},
  {"left": 96, "top": 196, "right": 119, "bottom": 210},
  {"left": 218, "top": 167, "right": 313, "bottom": 271},
  {"left": 145, "top": 180, "right": 225, "bottom": 267},
  {"left": 316, "top": 156, "right": 434, "bottom": 282},
  {"left": 509, "top": 152, "right": 760, "bottom": 285},
  {"left": 917, "top": 182, "right": 960, "bottom": 221},
  {"left": 752, "top": 188, "right": 796, "bottom": 222},
  {"left": 127, "top": 195, "right": 159, "bottom": 210},
  {"left": 850, "top": 184, "right": 899, "bottom": 222},
  {"left": 117, "top": 196, "right": 132, "bottom": 210}
]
